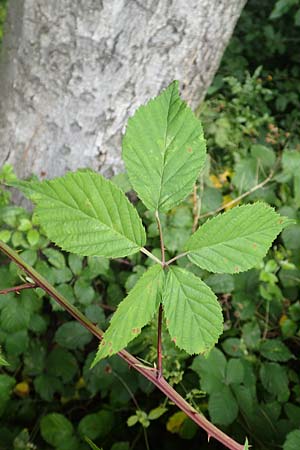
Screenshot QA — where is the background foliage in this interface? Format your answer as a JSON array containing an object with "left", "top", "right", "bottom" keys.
[
  {"left": 1, "top": 0, "right": 300, "bottom": 449},
  {"left": 0, "top": 0, "right": 7, "bottom": 45}
]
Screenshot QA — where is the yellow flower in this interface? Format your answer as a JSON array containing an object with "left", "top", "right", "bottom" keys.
[{"left": 14, "top": 381, "right": 30, "bottom": 398}]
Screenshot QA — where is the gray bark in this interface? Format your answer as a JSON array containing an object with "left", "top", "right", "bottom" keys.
[{"left": 0, "top": 0, "right": 246, "bottom": 179}]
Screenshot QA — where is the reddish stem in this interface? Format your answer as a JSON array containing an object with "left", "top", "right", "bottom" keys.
[
  {"left": 155, "top": 210, "right": 165, "bottom": 379},
  {"left": 157, "top": 303, "right": 163, "bottom": 379},
  {"left": 0, "top": 241, "right": 244, "bottom": 450},
  {"left": 0, "top": 282, "right": 37, "bottom": 294}
]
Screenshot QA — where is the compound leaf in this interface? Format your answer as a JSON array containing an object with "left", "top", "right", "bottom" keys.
[
  {"left": 186, "top": 203, "right": 290, "bottom": 274},
  {"left": 122, "top": 81, "right": 206, "bottom": 212},
  {"left": 92, "top": 265, "right": 164, "bottom": 365},
  {"left": 163, "top": 267, "right": 223, "bottom": 355},
  {"left": 13, "top": 171, "right": 146, "bottom": 258}
]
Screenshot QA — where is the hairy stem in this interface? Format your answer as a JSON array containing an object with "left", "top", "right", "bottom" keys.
[{"left": 0, "top": 241, "right": 244, "bottom": 450}]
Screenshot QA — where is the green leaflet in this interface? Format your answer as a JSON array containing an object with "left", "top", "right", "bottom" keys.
[
  {"left": 13, "top": 171, "right": 146, "bottom": 258},
  {"left": 92, "top": 265, "right": 164, "bottom": 365},
  {"left": 186, "top": 203, "right": 291, "bottom": 274},
  {"left": 40, "top": 413, "right": 74, "bottom": 447},
  {"left": 122, "top": 81, "right": 206, "bottom": 212},
  {"left": 163, "top": 267, "right": 223, "bottom": 355},
  {"left": 283, "top": 430, "right": 300, "bottom": 450},
  {"left": 208, "top": 386, "right": 239, "bottom": 425}
]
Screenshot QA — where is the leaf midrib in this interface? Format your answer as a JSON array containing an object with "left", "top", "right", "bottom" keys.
[{"left": 156, "top": 82, "right": 175, "bottom": 210}]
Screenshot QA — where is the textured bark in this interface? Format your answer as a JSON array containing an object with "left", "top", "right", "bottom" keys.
[{"left": 0, "top": 0, "right": 247, "bottom": 179}]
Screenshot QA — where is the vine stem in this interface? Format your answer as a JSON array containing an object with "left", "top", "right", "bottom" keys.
[
  {"left": 0, "top": 282, "right": 37, "bottom": 294},
  {"left": 155, "top": 210, "right": 165, "bottom": 379},
  {"left": 0, "top": 241, "right": 244, "bottom": 450}
]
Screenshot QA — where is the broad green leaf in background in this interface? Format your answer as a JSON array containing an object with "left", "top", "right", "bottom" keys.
[
  {"left": 283, "top": 430, "right": 300, "bottom": 450},
  {"left": 260, "top": 339, "right": 293, "bottom": 362},
  {"left": 92, "top": 265, "right": 164, "bottom": 365},
  {"left": 122, "top": 81, "right": 206, "bottom": 212},
  {"left": 40, "top": 413, "right": 74, "bottom": 447},
  {"left": 43, "top": 248, "right": 66, "bottom": 269},
  {"left": 55, "top": 322, "right": 92, "bottom": 350},
  {"left": 208, "top": 386, "right": 239, "bottom": 426},
  {"left": 78, "top": 410, "right": 114, "bottom": 441},
  {"left": 186, "top": 203, "right": 290, "bottom": 273},
  {"left": 47, "top": 348, "right": 78, "bottom": 383},
  {"left": 285, "top": 404, "right": 300, "bottom": 428},
  {"left": 260, "top": 362, "right": 290, "bottom": 402},
  {"left": 226, "top": 358, "right": 244, "bottom": 385},
  {"left": 13, "top": 171, "right": 146, "bottom": 258},
  {"left": 191, "top": 348, "right": 226, "bottom": 393},
  {"left": 282, "top": 150, "right": 300, "bottom": 207},
  {"left": 34, "top": 374, "right": 63, "bottom": 402},
  {"left": 0, "top": 374, "right": 15, "bottom": 417},
  {"left": 163, "top": 267, "right": 223, "bottom": 355}
]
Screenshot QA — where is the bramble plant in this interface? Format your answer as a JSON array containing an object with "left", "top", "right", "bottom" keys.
[{"left": 0, "top": 81, "right": 292, "bottom": 450}]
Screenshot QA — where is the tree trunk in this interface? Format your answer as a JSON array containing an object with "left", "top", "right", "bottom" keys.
[{"left": 0, "top": 0, "right": 246, "bottom": 179}]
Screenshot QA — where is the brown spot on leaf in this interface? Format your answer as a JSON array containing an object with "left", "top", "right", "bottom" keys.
[
  {"left": 253, "top": 243, "right": 257, "bottom": 249},
  {"left": 278, "top": 219, "right": 283, "bottom": 224},
  {"left": 187, "top": 147, "right": 193, "bottom": 153},
  {"left": 104, "top": 364, "right": 112, "bottom": 374},
  {"left": 172, "top": 337, "right": 177, "bottom": 343},
  {"left": 132, "top": 328, "right": 140, "bottom": 334},
  {"left": 234, "top": 266, "right": 240, "bottom": 273}
]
